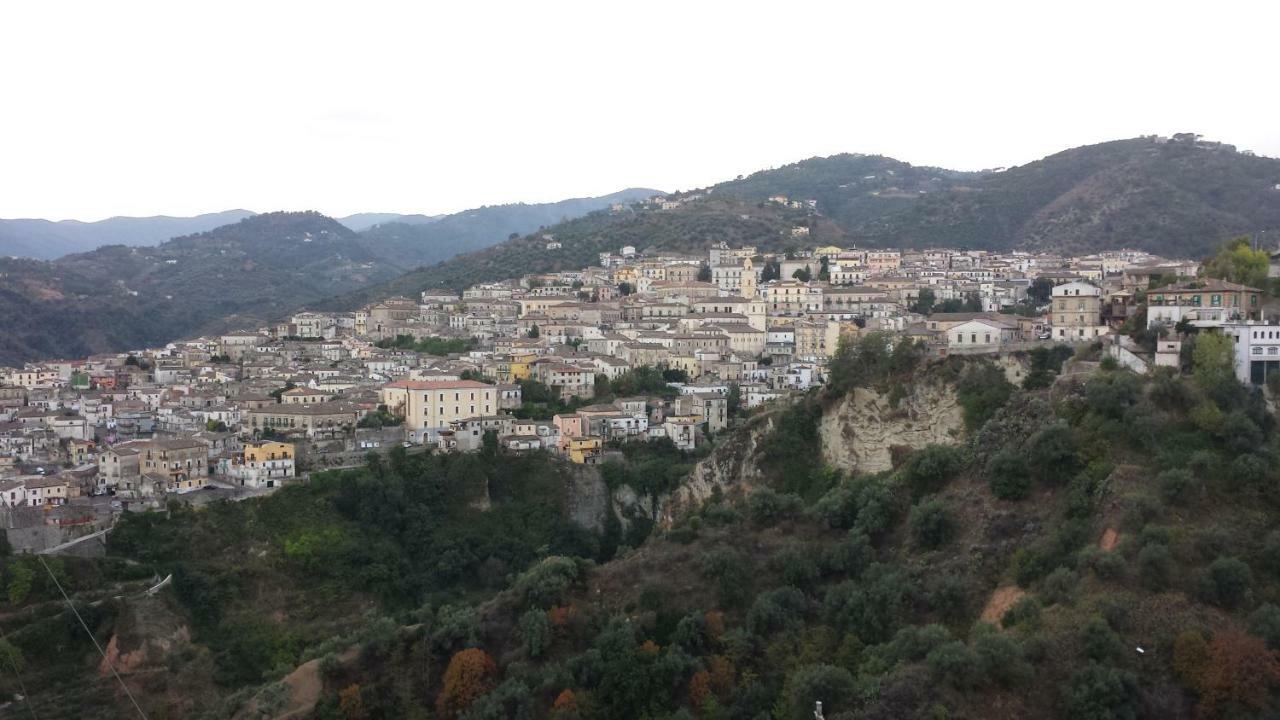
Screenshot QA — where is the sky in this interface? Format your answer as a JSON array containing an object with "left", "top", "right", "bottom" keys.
[{"left": 2, "top": 0, "right": 1278, "bottom": 222}]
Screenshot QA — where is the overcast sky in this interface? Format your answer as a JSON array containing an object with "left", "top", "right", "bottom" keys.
[{"left": 2, "top": 0, "right": 1277, "bottom": 221}]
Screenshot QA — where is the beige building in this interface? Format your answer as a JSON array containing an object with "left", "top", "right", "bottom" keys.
[
  {"left": 246, "top": 402, "right": 362, "bottom": 438},
  {"left": 380, "top": 380, "right": 496, "bottom": 439},
  {"left": 1051, "top": 281, "right": 1108, "bottom": 342}
]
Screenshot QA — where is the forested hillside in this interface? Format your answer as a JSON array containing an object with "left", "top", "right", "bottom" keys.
[
  {"left": 325, "top": 196, "right": 845, "bottom": 306},
  {"left": 0, "top": 212, "right": 400, "bottom": 365},
  {"left": 9, "top": 340, "right": 1280, "bottom": 719},
  {"left": 715, "top": 137, "right": 1280, "bottom": 257}
]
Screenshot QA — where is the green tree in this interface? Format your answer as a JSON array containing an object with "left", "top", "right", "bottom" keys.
[
  {"left": 778, "top": 664, "right": 857, "bottom": 720},
  {"left": 1202, "top": 236, "right": 1269, "bottom": 289},
  {"left": 527, "top": 323, "right": 541, "bottom": 338},
  {"left": 1064, "top": 662, "right": 1139, "bottom": 720},
  {"left": 911, "top": 287, "right": 936, "bottom": 315},
  {"left": 792, "top": 267, "right": 812, "bottom": 282},
  {"left": 696, "top": 265, "right": 712, "bottom": 282}
]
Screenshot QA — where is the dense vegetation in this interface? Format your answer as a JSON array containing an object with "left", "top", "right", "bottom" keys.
[
  {"left": 0, "top": 212, "right": 399, "bottom": 365},
  {"left": 9, "top": 347, "right": 1280, "bottom": 718}
]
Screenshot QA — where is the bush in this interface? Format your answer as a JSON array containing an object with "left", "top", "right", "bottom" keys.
[
  {"left": 926, "top": 640, "right": 978, "bottom": 688},
  {"left": 971, "top": 624, "right": 1032, "bottom": 687},
  {"left": 956, "top": 361, "right": 1014, "bottom": 431},
  {"left": 746, "top": 586, "right": 810, "bottom": 636},
  {"left": 1172, "top": 630, "right": 1209, "bottom": 689},
  {"left": 1157, "top": 468, "right": 1197, "bottom": 505},
  {"left": 1201, "top": 556, "right": 1253, "bottom": 609},
  {"left": 908, "top": 498, "right": 955, "bottom": 550},
  {"left": 925, "top": 572, "right": 973, "bottom": 622},
  {"left": 1249, "top": 603, "right": 1280, "bottom": 650},
  {"left": 746, "top": 488, "right": 804, "bottom": 527},
  {"left": 778, "top": 664, "right": 858, "bottom": 720},
  {"left": 1041, "top": 566, "right": 1080, "bottom": 606},
  {"left": 899, "top": 445, "right": 965, "bottom": 498},
  {"left": 1025, "top": 421, "right": 1080, "bottom": 485},
  {"left": 824, "top": 564, "right": 909, "bottom": 644},
  {"left": 519, "top": 609, "right": 551, "bottom": 659},
  {"left": 701, "top": 547, "right": 752, "bottom": 609},
  {"left": 987, "top": 449, "right": 1031, "bottom": 500},
  {"left": 1136, "top": 544, "right": 1175, "bottom": 591},
  {"left": 1063, "top": 662, "right": 1139, "bottom": 720},
  {"left": 1263, "top": 531, "right": 1280, "bottom": 579},
  {"left": 1082, "top": 616, "right": 1123, "bottom": 662},
  {"left": 1001, "top": 596, "right": 1042, "bottom": 630},
  {"left": 1230, "top": 453, "right": 1270, "bottom": 488},
  {"left": 820, "top": 531, "right": 874, "bottom": 578},
  {"left": 773, "top": 545, "right": 822, "bottom": 589},
  {"left": 512, "top": 557, "right": 589, "bottom": 609}
]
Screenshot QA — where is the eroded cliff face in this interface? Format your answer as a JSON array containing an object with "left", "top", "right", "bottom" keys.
[
  {"left": 819, "top": 381, "right": 964, "bottom": 474},
  {"left": 658, "top": 408, "right": 786, "bottom": 524}
]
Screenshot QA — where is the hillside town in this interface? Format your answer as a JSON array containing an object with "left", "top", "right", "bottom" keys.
[{"left": 2, "top": 230, "right": 1275, "bottom": 550}]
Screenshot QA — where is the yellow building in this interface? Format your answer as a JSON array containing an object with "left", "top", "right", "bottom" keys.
[
  {"left": 566, "top": 437, "right": 602, "bottom": 464},
  {"left": 245, "top": 441, "right": 294, "bottom": 463},
  {"left": 497, "top": 353, "right": 537, "bottom": 383}
]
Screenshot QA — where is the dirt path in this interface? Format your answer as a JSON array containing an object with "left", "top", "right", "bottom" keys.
[
  {"left": 1099, "top": 527, "right": 1119, "bottom": 552},
  {"left": 980, "top": 585, "right": 1027, "bottom": 625}
]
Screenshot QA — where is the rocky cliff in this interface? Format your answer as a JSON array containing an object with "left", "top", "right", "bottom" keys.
[{"left": 819, "top": 381, "right": 965, "bottom": 474}]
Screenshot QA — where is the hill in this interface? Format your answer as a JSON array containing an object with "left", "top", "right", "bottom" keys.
[
  {"left": 338, "top": 212, "right": 441, "bottom": 232},
  {"left": 0, "top": 209, "right": 256, "bottom": 260},
  {"left": 0, "top": 212, "right": 401, "bottom": 365},
  {"left": 11, "top": 347, "right": 1280, "bottom": 719},
  {"left": 323, "top": 194, "right": 844, "bottom": 306},
  {"left": 715, "top": 137, "right": 1280, "bottom": 257},
  {"left": 351, "top": 188, "right": 663, "bottom": 270}
]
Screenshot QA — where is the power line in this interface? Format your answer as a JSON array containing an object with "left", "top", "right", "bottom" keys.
[
  {"left": 35, "top": 555, "right": 149, "bottom": 720},
  {"left": 0, "top": 623, "right": 38, "bottom": 720}
]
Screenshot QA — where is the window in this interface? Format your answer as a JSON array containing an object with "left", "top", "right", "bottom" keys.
[{"left": 1212, "top": 294, "right": 1222, "bottom": 307}]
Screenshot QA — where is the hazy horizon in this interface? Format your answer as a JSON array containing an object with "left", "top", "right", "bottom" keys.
[{"left": 3, "top": 0, "right": 1277, "bottom": 222}]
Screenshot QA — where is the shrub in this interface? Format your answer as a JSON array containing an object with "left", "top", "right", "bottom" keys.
[
  {"left": 1201, "top": 556, "right": 1253, "bottom": 609},
  {"left": 1063, "top": 662, "right": 1139, "bottom": 720},
  {"left": 519, "top": 609, "right": 551, "bottom": 659},
  {"left": 513, "top": 557, "right": 589, "bottom": 609},
  {"left": 926, "top": 640, "right": 978, "bottom": 688},
  {"left": 1250, "top": 603, "right": 1280, "bottom": 650},
  {"left": 1001, "top": 596, "right": 1042, "bottom": 630},
  {"left": 987, "top": 449, "right": 1031, "bottom": 500},
  {"left": 899, "top": 445, "right": 965, "bottom": 498},
  {"left": 824, "top": 564, "right": 909, "bottom": 644},
  {"left": 875, "top": 624, "right": 953, "bottom": 666},
  {"left": 1136, "top": 544, "right": 1175, "bottom": 591},
  {"left": 746, "top": 586, "right": 810, "bottom": 636},
  {"left": 1041, "top": 567, "right": 1081, "bottom": 606},
  {"left": 925, "top": 572, "right": 973, "bottom": 622},
  {"left": 819, "top": 531, "right": 874, "bottom": 578},
  {"left": 1025, "top": 421, "right": 1080, "bottom": 485},
  {"left": 772, "top": 544, "right": 822, "bottom": 589},
  {"left": 1263, "top": 531, "right": 1280, "bottom": 579},
  {"left": 1082, "top": 616, "right": 1123, "bottom": 662},
  {"left": 971, "top": 624, "right": 1032, "bottom": 687},
  {"left": 1187, "top": 450, "right": 1218, "bottom": 480},
  {"left": 1121, "top": 493, "right": 1163, "bottom": 531},
  {"left": 956, "top": 361, "right": 1014, "bottom": 431},
  {"left": 1172, "top": 630, "right": 1209, "bottom": 689},
  {"left": 436, "top": 648, "right": 498, "bottom": 719},
  {"left": 908, "top": 498, "right": 955, "bottom": 550},
  {"left": 1230, "top": 453, "right": 1269, "bottom": 488},
  {"left": 746, "top": 488, "right": 804, "bottom": 527},
  {"left": 701, "top": 547, "right": 752, "bottom": 609},
  {"left": 778, "top": 664, "right": 857, "bottom": 720},
  {"left": 1199, "top": 630, "right": 1280, "bottom": 718},
  {"left": 1157, "top": 468, "right": 1197, "bottom": 505}
]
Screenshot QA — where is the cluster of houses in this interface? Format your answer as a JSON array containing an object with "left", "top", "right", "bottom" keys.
[{"left": 3, "top": 236, "right": 1277, "bottom": 545}]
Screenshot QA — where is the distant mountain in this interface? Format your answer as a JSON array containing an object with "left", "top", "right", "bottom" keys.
[
  {"left": 0, "top": 212, "right": 401, "bottom": 365},
  {"left": 338, "top": 213, "right": 441, "bottom": 232},
  {"left": 0, "top": 210, "right": 257, "bottom": 260},
  {"left": 353, "top": 188, "right": 663, "bottom": 270},
  {"left": 713, "top": 137, "right": 1280, "bottom": 257}
]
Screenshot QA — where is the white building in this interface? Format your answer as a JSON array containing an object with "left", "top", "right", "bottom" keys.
[{"left": 1222, "top": 323, "right": 1280, "bottom": 386}]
